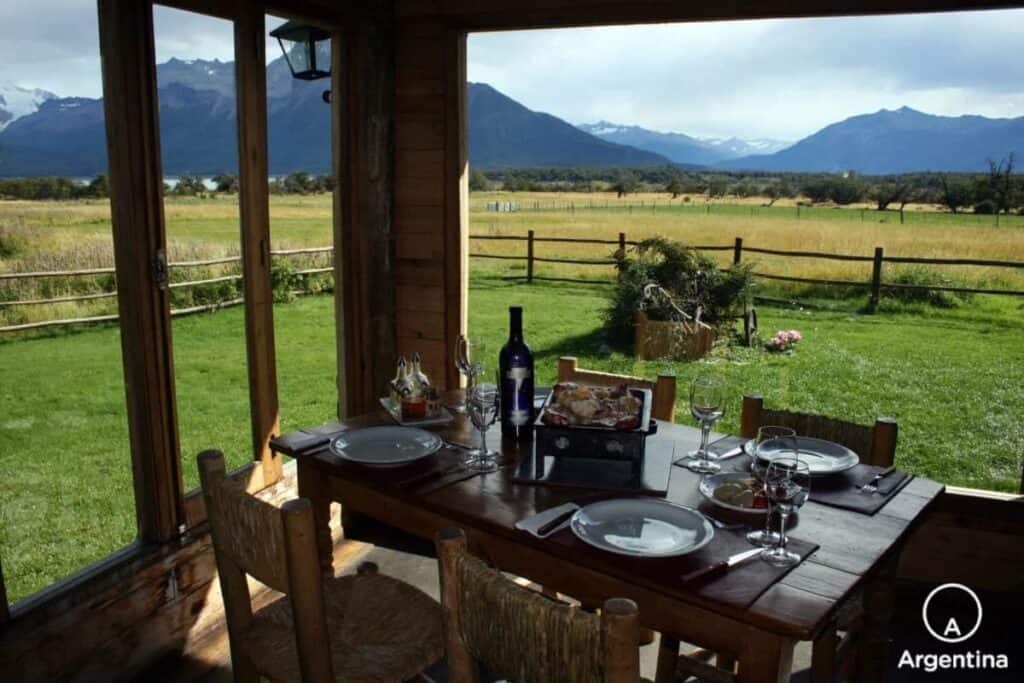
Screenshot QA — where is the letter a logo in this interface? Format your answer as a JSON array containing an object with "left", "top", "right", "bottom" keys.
[
  {"left": 943, "top": 618, "right": 962, "bottom": 637},
  {"left": 922, "top": 584, "right": 983, "bottom": 644}
]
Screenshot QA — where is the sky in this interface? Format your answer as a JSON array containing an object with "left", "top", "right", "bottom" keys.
[{"left": 1, "top": 2, "right": 1023, "bottom": 141}]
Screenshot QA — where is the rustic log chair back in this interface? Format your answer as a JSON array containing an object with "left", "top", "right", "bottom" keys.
[
  {"left": 198, "top": 450, "right": 336, "bottom": 682},
  {"left": 435, "top": 527, "right": 641, "bottom": 683},
  {"left": 740, "top": 394, "right": 898, "bottom": 467},
  {"left": 558, "top": 356, "right": 677, "bottom": 422}
]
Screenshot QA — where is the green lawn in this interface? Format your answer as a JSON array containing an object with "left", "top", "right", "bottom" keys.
[{"left": 1, "top": 279, "right": 1023, "bottom": 605}]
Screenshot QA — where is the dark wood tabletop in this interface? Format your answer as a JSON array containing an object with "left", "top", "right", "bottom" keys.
[{"left": 290, "top": 407, "right": 943, "bottom": 683}]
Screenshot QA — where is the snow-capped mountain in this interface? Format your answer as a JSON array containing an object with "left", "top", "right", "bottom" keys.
[
  {"left": 0, "top": 82, "right": 57, "bottom": 131},
  {"left": 577, "top": 121, "right": 790, "bottom": 165}
]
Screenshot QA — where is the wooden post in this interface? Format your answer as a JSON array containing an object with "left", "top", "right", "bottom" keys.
[
  {"left": 336, "top": 15, "right": 397, "bottom": 415},
  {"left": 98, "top": 0, "right": 183, "bottom": 543},
  {"left": 0, "top": 556, "right": 9, "bottom": 624},
  {"left": 740, "top": 394, "right": 764, "bottom": 439},
  {"left": 444, "top": 29, "right": 470, "bottom": 392},
  {"left": 330, "top": 29, "right": 349, "bottom": 416},
  {"left": 653, "top": 374, "right": 677, "bottom": 423},
  {"left": 869, "top": 246, "right": 884, "bottom": 312},
  {"left": 899, "top": 207, "right": 905, "bottom": 224},
  {"left": 797, "top": 206, "right": 801, "bottom": 219},
  {"left": 235, "top": 7, "right": 281, "bottom": 484},
  {"left": 435, "top": 528, "right": 479, "bottom": 682},
  {"left": 871, "top": 417, "right": 899, "bottom": 468},
  {"left": 527, "top": 229, "right": 535, "bottom": 283},
  {"left": 733, "top": 237, "right": 743, "bottom": 265},
  {"left": 282, "top": 499, "right": 335, "bottom": 683},
  {"left": 618, "top": 231, "right": 626, "bottom": 256},
  {"left": 601, "top": 598, "right": 641, "bottom": 683}
]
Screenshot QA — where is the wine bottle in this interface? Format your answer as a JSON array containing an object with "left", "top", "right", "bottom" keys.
[{"left": 499, "top": 306, "right": 535, "bottom": 439}]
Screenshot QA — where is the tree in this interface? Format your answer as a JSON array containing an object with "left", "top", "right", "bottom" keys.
[
  {"left": 211, "top": 173, "right": 238, "bottom": 193},
  {"left": 870, "top": 182, "right": 911, "bottom": 211},
  {"left": 828, "top": 175, "right": 866, "bottom": 205},
  {"left": 665, "top": 175, "right": 684, "bottom": 198},
  {"left": 983, "top": 154, "right": 1017, "bottom": 214},
  {"left": 469, "top": 170, "right": 489, "bottom": 192},
  {"left": 939, "top": 175, "right": 974, "bottom": 214},
  {"left": 705, "top": 176, "right": 728, "bottom": 199},
  {"left": 173, "top": 173, "right": 205, "bottom": 196},
  {"left": 612, "top": 172, "right": 640, "bottom": 198},
  {"left": 801, "top": 177, "right": 832, "bottom": 203},
  {"left": 283, "top": 171, "right": 313, "bottom": 194},
  {"left": 86, "top": 174, "right": 109, "bottom": 198}
]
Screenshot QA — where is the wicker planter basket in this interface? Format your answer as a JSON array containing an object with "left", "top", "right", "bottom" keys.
[{"left": 634, "top": 311, "right": 716, "bottom": 360}]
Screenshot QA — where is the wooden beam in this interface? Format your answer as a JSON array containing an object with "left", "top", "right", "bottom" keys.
[
  {"left": 331, "top": 29, "right": 350, "bottom": 416},
  {"left": 0, "top": 556, "right": 9, "bottom": 624},
  {"left": 396, "top": 0, "right": 1024, "bottom": 31},
  {"left": 336, "top": 7, "right": 398, "bottom": 415},
  {"left": 98, "top": 0, "right": 183, "bottom": 543},
  {"left": 443, "top": 29, "right": 468, "bottom": 390},
  {"left": 235, "top": 6, "right": 283, "bottom": 485}
]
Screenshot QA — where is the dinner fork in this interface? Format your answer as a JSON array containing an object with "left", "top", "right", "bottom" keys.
[{"left": 859, "top": 465, "right": 895, "bottom": 494}]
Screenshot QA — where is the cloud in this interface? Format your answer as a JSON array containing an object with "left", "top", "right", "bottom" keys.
[
  {"left": 0, "top": 2, "right": 288, "bottom": 98},
  {"left": 1, "top": 2, "right": 1021, "bottom": 140},
  {"left": 469, "top": 9, "right": 1024, "bottom": 139}
]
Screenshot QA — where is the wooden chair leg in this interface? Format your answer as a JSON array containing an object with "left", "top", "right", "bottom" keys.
[
  {"left": 811, "top": 627, "right": 839, "bottom": 683},
  {"left": 654, "top": 636, "right": 681, "bottom": 683}
]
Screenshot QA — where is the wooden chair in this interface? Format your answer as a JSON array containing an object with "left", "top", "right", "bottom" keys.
[
  {"left": 739, "top": 394, "right": 898, "bottom": 467},
  {"left": 558, "top": 356, "right": 677, "bottom": 422},
  {"left": 435, "top": 527, "right": 642, "bottom": 683},
  {"left": 198, "top": 450, "right": 444, "bottom": 682}
]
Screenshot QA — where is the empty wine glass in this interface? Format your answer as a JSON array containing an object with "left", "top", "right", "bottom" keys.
[
  {"left": 746, "top": 426, "right": 797, "bottom": 548},
  {"left": 679, "top": 377, "right": 726, "bottom": 473},
  {"left": 464, "top": 383, "right": 500, "bottom": 472},
  {"left": 761, "top": 457, "right": 811, "bottom": 567},
  {"left": 453, "top": 335, "right": 487, "bottom": 413}
]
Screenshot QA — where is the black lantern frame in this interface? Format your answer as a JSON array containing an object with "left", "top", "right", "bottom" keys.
[{"left": 270, "top": 20, "right": 331, "bottom": 81}]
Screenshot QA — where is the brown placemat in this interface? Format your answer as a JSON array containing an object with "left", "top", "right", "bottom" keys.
[
  {"left": 806, "top": 464, "right": 913, "bottom": 514},
  {"left": 714, "top": 447, "right": 913, "bottom": 516},
  {"left": 544, "top": 524, "right": 818, "bottom": 609},
  {"left": 305, "top": 445, "right": 485, "bottom": 496}
]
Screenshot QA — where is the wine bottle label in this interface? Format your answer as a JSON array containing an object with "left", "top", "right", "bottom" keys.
[{"left": 504, "top": 366, "right": 533, "bottom": 426}]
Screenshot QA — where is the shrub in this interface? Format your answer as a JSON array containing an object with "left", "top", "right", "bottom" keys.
[
  {"left": 881, "top": 267, "right": 971, "bottom": 308},
  {"left": 605, "top": 237, "right": 754, "bottom": 349},
  {"left": 0, "top": 224, "right": 32, "bottom": 258}
]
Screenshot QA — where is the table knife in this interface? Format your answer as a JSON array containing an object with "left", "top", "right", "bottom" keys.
[
  {"left": 859, "top": 465, "right": 896, "bottom": 491},
  {"left": 680, "top": 548, "right": 762, "bottom": 585},
  {"left": 712, "top": 445, "right": 745, "bottom": 460}
]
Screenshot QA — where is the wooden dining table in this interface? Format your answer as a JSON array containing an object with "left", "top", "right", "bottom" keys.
[{"left": 290, "top": 403, "right": 943, "bottom": 683}]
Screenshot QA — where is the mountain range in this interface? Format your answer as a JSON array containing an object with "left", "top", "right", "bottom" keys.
[
  {"left": 576, "top": 121, "right": 789, "bottom": 165},
  {"left": 0, "top": 61, "right": 1022, "bottom": 176}
]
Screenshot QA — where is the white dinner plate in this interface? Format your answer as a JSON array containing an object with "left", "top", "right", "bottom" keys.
[
  {"left": 329, "top": 426, "right": 442, "bottom": 467},
  {"left": 746, "top": 436, "right": 860, "bottom": 476},
  {"left": 570, "top": 498, "right": 714, "bottom": 558},
  {"left": 698, "top": 471, "right": 769, "bottom": 515}
]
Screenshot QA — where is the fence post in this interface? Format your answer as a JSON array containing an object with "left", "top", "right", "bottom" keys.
[
  {"left": 619, "top": 232, "right": 626, "bottom": 256},
  {"left": 733, "top": 237, "right": 743, "bottom": 265},
  {"left": 797, "top": 205, "right": 801, "bottom": 219},
  {"left": 869, "top": 246, "right": 884, "bottom": 312},
  {"left": 900, "top": 207, "right": 905, "bottom": 224},
  {"left": 527, "top": 229, "right": 535, "bottom": 284}
]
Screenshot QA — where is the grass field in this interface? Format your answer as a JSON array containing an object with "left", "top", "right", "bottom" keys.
[{"left": 1, "top": 193, "right": 1023, "bottom": 605}]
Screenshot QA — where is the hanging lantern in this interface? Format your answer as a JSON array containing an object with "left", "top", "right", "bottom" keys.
[{"left": 270, "top": 20, "right": 331, "bottom": 81}]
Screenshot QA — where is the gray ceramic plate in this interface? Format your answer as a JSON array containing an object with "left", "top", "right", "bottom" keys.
[
  {"left": 330, "top": 426, "right": 442, "bottom": 467},
  {"left": 570, "top": 498, "right": 714, "bottom": 558},
  {"left": 746, "top": 435, "right": 860, "bottom": 476},
  {"left": 698, "top": 471, "right": 769, "bottom": 514}
]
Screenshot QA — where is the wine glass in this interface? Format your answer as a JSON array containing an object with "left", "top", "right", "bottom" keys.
[
  {"left": 679, "top": 377, "right": 726, "bottom": 473},
  {"left": 746, "top": 426, "right": 797, "bottom": 547},
  {"left": 760, "top": 457, "right": 811, "bottom": 567},
  {"left": 464, "top": 383, "right": 500, "bottom": 472},
  {"left": 453, "top": 335, "right": 487, "bottom": 413}
]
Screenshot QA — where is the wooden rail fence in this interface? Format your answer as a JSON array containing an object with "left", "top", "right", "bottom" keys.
[
  {"left": 0, "top": 247, "right": 334, "bottom": 333},
  {"left": 470, "top": 232, "right": 1024, "bottom": 309}
]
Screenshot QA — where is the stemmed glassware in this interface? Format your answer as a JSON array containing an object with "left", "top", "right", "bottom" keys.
[
  {"left": 679, "top": 377, "right": 726, "bottom": 473},
  {"left": 453, "top": 334, "right": 486, "bottom": 413},
  {"left": 746, "top": 426, "right": 797, "bottom": 547},
  {"left": 760, "top": 457, "right": 811, "bottom": 567},
  {"left": 464, "top": 383, "right": 500, "bottom": 472}
]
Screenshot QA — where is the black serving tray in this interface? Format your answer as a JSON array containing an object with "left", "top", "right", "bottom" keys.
[{"left": 533, "top": 387, "right": 657, "bottom": 462}]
